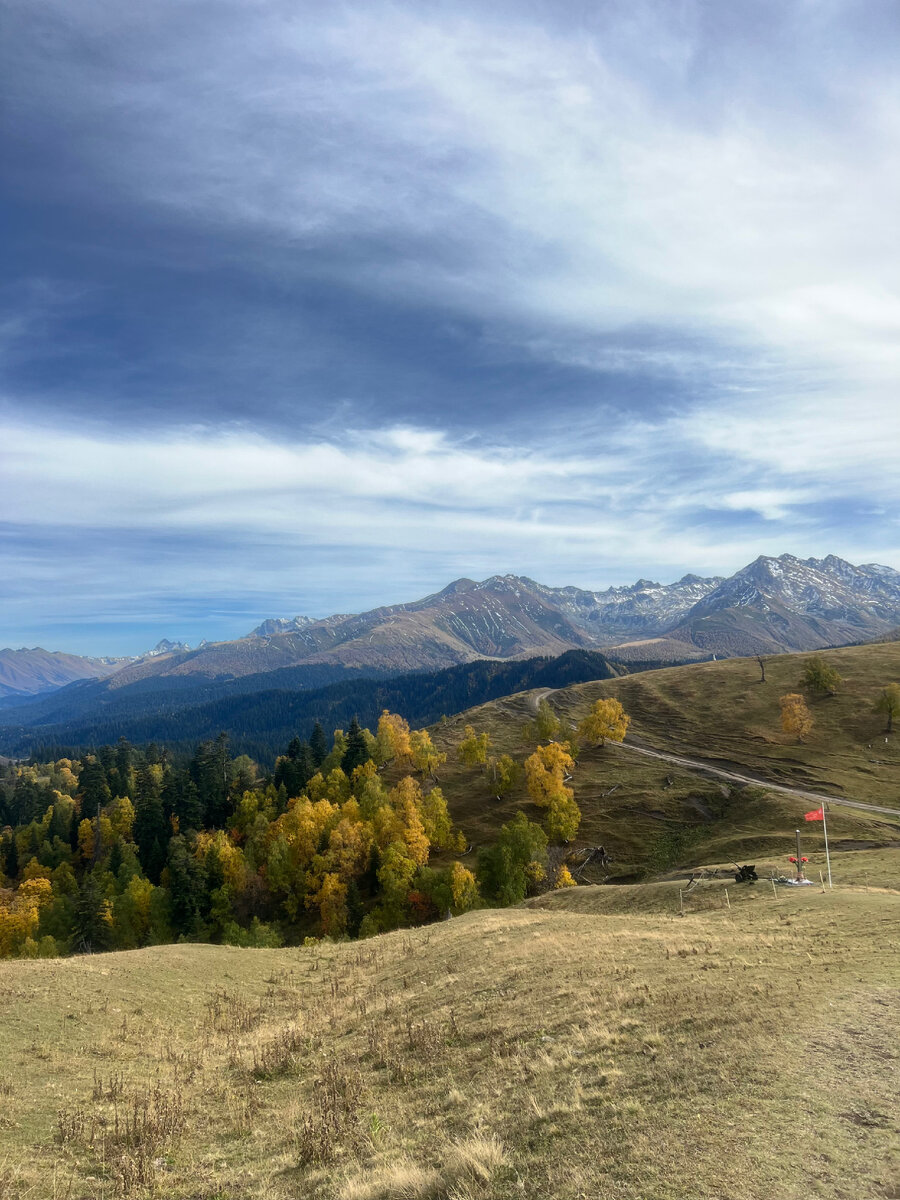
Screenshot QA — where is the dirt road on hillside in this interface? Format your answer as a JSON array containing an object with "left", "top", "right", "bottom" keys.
[
  {"left": 609, "top": 739, "right": 900, "bottom": 819},
  {"left": 529, "top": 688, "right": 900, "bottom": 820}
]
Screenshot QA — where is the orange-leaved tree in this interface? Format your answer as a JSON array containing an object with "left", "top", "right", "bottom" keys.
[{"left": 780, "top": 693, "right": 813, "bottom": 742}]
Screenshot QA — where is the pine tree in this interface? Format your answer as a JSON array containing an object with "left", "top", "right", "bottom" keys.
[
  {"left": 3, "top": 831, "right": 18, "bottom": 881},
  {"left": 134, "top": 767, "right": 169, "bottom": 884},
  {"left": 341, "top": 717, "right": 370, "bottom": 776},
  {"left": 78, "top": 757, "right": 110, "bottom": 820},
  {"left": 309, "top": 722, "right": 328, "bottom": 768},
  {"left": 73, "top": 871, "right": 112, "bottom": 953},
  {"left": 167, "top": 835, "right": 205, "bottom": 938}
]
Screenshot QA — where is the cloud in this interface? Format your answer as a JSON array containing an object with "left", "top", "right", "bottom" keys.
[{"left": 3, "top": 1, "right": 900, "bottom": 650}]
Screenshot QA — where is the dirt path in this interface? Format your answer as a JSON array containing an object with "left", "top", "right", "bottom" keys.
[
  {"left": 609, "top": 738, "right": 900, "bottom": 819},
  {"left": 532, "top": 687, "right": 900, "bottom": 820}
]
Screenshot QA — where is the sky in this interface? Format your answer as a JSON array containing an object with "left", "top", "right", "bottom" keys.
[{"left": 2, "top": 0, "right": 900, "bottom": 655}]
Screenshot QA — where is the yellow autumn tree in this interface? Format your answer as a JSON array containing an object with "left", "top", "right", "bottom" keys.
[
  {"left": 389, "top": 777, "right": 430, "bottom": 866},
  {"left": 0, "top": 877, "right": 53, "bottom": 957},
  {"left": 449, "top": 862, "right": 479, "bottom": 913},
  {"left": 377, "top": 841, "right": 419, "bottom": 909},
  {"left": 107, "top": 795, "right": 136, "bottom": 840},
  {"left": 457, "top": 725, "right": 491, "bottom": 767},
  {"left": 409, "top": 729, "right": 447, "bottom": 779},
  {"left": 546, "top": 792, "right": 581, "bottom": 843},
  {"left": 77, "top": 816, "right": 115, "bottom": 862},
  {"left": 780, "top": 693, "right": 813, "bottom": 742},
  {"left": 525, "top": 743, "right": 580, "bottom": 843},
  {"left": 577, "top": 697, "right": 630, "bottom": 747},
  {"left": 377, "top": 710, "right": 412, "bottom": 764},
  {"left": 420, "top": 786, "right": 463, "bottom": 852},
  {"left": 313, "top": 872, "right": 349, "bottom": 937},
  {"left": 525, "top": 743, "right": 575, "bottom": 807},
  {"left": 326, "top": 812, "right": 374, "bottom": 881},
  {"left": 307, "top": 768, "right": 352, "bottom": 805}
]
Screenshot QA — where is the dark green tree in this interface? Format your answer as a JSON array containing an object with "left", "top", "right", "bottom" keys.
[
  {"left": 167, "top": 835, "right": 205, "bottom": 938},
  {"left": 191, "top": 734, "right": 230, "bottom": 826},
  {"left": 2, "top": 831, "right": 18, "bottom": 881},
  {"left": 134, "top": 767, "right": 168, "bottom": 884},
  {"left": 341, "top": 717, "right": 370, "bottom": 776},
  {"left": 874, "top": 682, "right": 900, "bottom": 733},
  {"left": 78, "top": 757, "right": 110, "bottom": 820},
  {"left": 72, "top": 871, "right": 112, "bottom": 953},
  {"left": 113, "top": 736, "right": 133, "bottom": 797},
  {"left": 309, "top": 722, "right": 328, "bottom": 768},
  {"left": 163, "top": 770, "right": 204, "bottom": 833},
  {"left": 801, "top": 655, "right": 842, "bottom": 697},
  {"left": 477, "top": 811, "right": 548, "bottom": 906}
]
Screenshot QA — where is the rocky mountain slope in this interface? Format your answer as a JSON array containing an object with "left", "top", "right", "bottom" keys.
[{"left": 668, "top": 554, "right": 900, "bottom": 655}]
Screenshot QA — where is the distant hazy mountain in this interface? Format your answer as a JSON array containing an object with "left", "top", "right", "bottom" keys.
[
  {"left": 0, "top": 649, "right": 622, "bottom": 761},
  {"left": 0, "top": 647, "right": 127, "bottom": 700}
]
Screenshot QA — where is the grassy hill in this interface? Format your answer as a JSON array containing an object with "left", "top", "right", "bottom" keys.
[
  {"left": 426, "top": 640, "right": 900, "bottom": 880},
  {"left": 0, "top": 883, "right": 897, "bottom": 1199}
]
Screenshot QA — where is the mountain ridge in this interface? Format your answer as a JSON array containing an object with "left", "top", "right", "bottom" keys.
[{"left": 6, "top": 553, "right": 900, "bottom": 704}]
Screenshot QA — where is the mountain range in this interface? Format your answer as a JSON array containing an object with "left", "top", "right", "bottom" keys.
[{"left": 4, "top": 554, "right": 900, "bottom": 712}]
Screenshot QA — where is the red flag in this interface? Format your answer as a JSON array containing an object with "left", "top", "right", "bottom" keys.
[{"left": 804, "top": 808, "right": 824, "bottom": 821}]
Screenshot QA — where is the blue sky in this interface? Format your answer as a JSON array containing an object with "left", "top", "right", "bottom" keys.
[{"left": 2, "top": 0, "right": 899, "bottom": 655}]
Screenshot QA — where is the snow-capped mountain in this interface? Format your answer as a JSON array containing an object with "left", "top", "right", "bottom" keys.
[
  {"left": 142, "top": 639, "right": 192, "bottom": 657},
  {"left": 249, "top": 616, "right": 316, "bottom": 638},
  {"left": 669, "top": 554, "right": 900, "bottom": 655},
  {"left": 18, "top": 554, "right": 899, "bottom": 701}
]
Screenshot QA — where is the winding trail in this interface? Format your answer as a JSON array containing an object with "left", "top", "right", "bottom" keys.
[{"left": 529, "top": 687, "right": 900, "bottom": 820}]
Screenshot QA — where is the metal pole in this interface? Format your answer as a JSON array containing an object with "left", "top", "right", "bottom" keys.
[
  {"left": 795, "top": 829, "right": 804, "bottom": 880},
  {"left": 822, "top": 804, "right": 833, "bottom": 889}
]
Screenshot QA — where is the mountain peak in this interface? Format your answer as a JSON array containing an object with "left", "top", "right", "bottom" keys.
[{"left": 144, "top": 639, "right": 191, "bottom": 657}]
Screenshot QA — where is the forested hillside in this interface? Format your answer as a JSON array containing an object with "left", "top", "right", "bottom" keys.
[{"left": 0, "top": 649, "right": 622, "bottom": 762}]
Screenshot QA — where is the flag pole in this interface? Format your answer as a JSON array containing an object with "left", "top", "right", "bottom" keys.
[{"left": 822, "top": 803, "right": 833, "bottom": 889}]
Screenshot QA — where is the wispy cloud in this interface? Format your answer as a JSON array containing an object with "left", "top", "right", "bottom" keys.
[{"left": 2, "top": 0, "right": 899, "bottom": 650}]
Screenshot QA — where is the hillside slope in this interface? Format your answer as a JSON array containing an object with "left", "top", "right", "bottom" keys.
[
  {"left": 1, "top": 886, "right": 897, "bottom": 1199},
  {"left": 427, "top": 640, "right": 900, "bottom": 877},
  {"left": 0, "top": 650, "right": 623, "bottom": 760}
]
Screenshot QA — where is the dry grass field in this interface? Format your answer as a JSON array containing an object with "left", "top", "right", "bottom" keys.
[{"left": 0, "top": 879, "right": 898, "bottom": 1200}]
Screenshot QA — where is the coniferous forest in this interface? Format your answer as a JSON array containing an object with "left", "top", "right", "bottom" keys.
[{"left": 1, "top": 648, "right": 623, "bottom": 762}]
